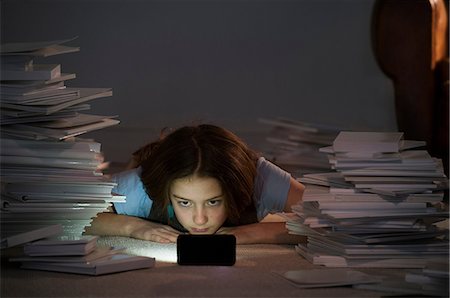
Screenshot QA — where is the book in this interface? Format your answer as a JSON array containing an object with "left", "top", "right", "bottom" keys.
[
  {"left": 0, "top": 103, "right": 89, "bottom": 118},
  {"left": 0, "top": 87, "right": 113, "bottom": 115},
  {"left": 1, "top": 137, "right": 102, "bottom": 152},
  {"left": 10, "top": 246, "right": 124, "bottom": 263},
  {"left": 0, "top": 111, "right": 78, "bottom": 125},
  {"left": 3, "top": 181, "right": 117, "bottom": 196},
  {"left": 1, "top": 56, "right": 34, "bottom": 70},
  {"left": 1, "top": 86, "right": 80, "bottom": 104},
  {"left": 3, "top": 116, "right": 120, "bottom": 140},
  {"left": 0, "top": 224, "right": 63, "bottom": 249},
  {"left": 1, "top": 64, "right": 62, "bottom": 81},
  {"left": 0, "top": 155, "right": 102, "bottom": 170},
  {"left": 1, "top": 73, "right": 76, "bottom": 88},
  {"left": 332, "top": 132, "right": 404, "bottom": 153},
  {"left": 277, "top": 268, "right": 382, "bottom": 288},
  {"left": 1, "top": 81, "right": 65, "bottom": 97},
  {"left": 1, "top": 37, "right": 79, "bottom": 57},
  {"left": 19, "top": 254, "right": 155, "bottom": 275},
  {"left": 23, "top": 235, "right": 99, "bottom": 256}
]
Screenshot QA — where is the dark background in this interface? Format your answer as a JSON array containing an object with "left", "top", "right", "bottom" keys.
[{"left": 1, "top": 0, "right": 397, "bottom": 163}]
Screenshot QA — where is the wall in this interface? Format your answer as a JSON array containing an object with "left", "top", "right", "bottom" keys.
[{"left": 1, "top": 0, "right": 397, "bottom": 163}]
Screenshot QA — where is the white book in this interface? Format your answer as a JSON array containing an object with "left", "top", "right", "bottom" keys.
[
  {"left": 4, "top": 181, "right": 116, "bottom": 196},
  {"left": 20, "top": 254, "right": 155, "bottom": 275},
  {"left": 1, "top": 56, "right": 33, "bottom": 69},
  {"left": 3, "top": 118, "right": 120, "bottom": 140},
  {"left": 0, "top": 103, "right": 90, "bottom": 118},
  {"left": 1, "top": 81, "right": 65, "bottom": 96},
  {"left": 5, "top": 192, "right": 121, "bottom": 202},
  {"left": 278, "top": 268, "right": 381, "bottom": 288},
  {"left": 0, "top": 73, "right": 76, "bottom": 88},
  {"left": 10, "top": 246, "right": 124, "bottom": 263},
  {"left": 340, "top": 169, "right": 445, "bottom": 178},
  {"left": 2, "top": 201, "right": 111, "bottom": 209},
  {"left": 1, "top": 37, "right": 79, "bottom": 56},
  {"left": 335, "top": 163, "right": 438, "bottom": 171},
  {"left": 314, "top": 201, "right": 427, "bottom": 210},
  {"left": 0, "top": 224, "right": 63, "bottom": 249},
  {"left": 308, "top": 236, "right": 448, "bottom": 255},
  {"left": 31, "top": 113, "right": 115, "bottom": 129},
  {"left": 344, "top": 176, "right": 442, "bottom": 183},
  {"left": 1, "top": 87, "right": 80, "bottom": 104},
  {"left": 0, "top": 170, "right": 104, "bottom": 183},
  {"left": 1, "top": 87, "right": 113, "bottom": 115},
  {"left": 1, "top": 64, "right": 61, "bottom": 81},
  {"left": 0, "top": 147, "right": 101, "bottom": 160},
  {"left": 354, "top": 183, "right": 437, "bottom": 190},
  {"left": 0, "top": 111, "right": 77, "bottom": 125},
  {"left": 24, "top": 235, "right": 98, "bottom": 256},
  {"left": 5, "top": 193, "right": 125, "bottom": 203},
  {"left": 0, "top": 155, "right": 101, "bottom": 170},
  {"left": 332, "top": 131, "right": 404, "bottom": 153},
  {"left": 1, "top": 137, "right": 102, "bottom": 152}
]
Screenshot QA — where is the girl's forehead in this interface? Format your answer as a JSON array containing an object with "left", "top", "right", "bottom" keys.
[{"left": 170, "top": 175, "right": 223, "bottom": 200}]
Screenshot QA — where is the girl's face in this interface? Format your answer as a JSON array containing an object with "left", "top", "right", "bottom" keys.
[{"left": 170, "top": 175, "right": 227, "bottom": 234}]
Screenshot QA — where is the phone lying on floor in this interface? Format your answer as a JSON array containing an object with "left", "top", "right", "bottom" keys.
[{"left": 177, "top": 234, "right": 236, "bottom": 266}]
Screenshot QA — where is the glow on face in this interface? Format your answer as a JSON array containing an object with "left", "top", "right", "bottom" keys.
[{"left": 170, "top": 175, "right": 227, "bottom": 234}]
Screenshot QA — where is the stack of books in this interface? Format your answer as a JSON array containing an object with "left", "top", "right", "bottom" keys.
[
  {"left": 286, "top": 131, "right": 449, "bottom": 269},
  {"left": 0, "top": 37, "right": 124, "bottom": 239},
  {"left": 403, "top": 261, "right": 449, "bottom": 295},
  {"left": 258, "top": 117, "right": 342, "bottom": 176},
  {"left": 9, "top": 234, "right": 155, "bottom": 275},
  {"left": 354, "top": 260, "right": 449, "bottom": 296}
]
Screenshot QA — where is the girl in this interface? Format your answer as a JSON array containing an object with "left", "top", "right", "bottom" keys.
[{"left": 86, "top": 124, "right": 306, "bottom": 244}]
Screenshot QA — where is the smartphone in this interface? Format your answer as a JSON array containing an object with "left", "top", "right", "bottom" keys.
[{"left": 177, "top": 234, "right": 236, "bottom": 266}]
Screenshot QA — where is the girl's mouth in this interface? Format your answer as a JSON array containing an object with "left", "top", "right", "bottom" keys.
[{"left": 191, "top": 228, "right": 209, "bottom": 233}]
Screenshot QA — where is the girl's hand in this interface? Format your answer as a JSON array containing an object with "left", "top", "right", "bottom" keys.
[
  {"left": 86, "top": 213, "right": 182, "bottom": 243},
  {"left": 130, "top": 221, "right": 182, "bottom": 243}
]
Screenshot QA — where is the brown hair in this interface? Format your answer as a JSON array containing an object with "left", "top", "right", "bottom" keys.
[{"left": 133, "top": 124, "right": 259, "bottom": 225}]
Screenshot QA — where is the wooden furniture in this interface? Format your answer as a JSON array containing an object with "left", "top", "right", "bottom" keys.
[{"left": 372, "top": 0, "right": 449, "bottom": 176}]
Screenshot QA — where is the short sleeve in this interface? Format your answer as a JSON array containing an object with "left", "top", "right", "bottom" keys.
[
  {"left": 112, "top": 167, "right": 152, "bottom": 218},
  {"left": 253, "top": 157, "right": 291, "bottom": 221}
]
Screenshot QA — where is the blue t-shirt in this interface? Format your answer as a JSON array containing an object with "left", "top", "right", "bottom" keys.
[{"left": 112, "top": 157, "right": 291, "bottom": 221}]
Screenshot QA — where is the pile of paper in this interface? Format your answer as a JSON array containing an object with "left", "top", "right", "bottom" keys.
[
  {"left": 0, "top": 38, "right": 124, "bottom": 240},
  {"left": 258, "top": 117, "right": 342, "bottom": 176},
  {"left": 286, "top": 131, "right": 449, "bottom": 269},
  {"left": 9, "top": 234, "right": 155, "bottom": 275}
]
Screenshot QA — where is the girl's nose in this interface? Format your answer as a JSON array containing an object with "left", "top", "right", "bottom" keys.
[{"left": 193, "top": 207, "right": 208, "bottom": 225}]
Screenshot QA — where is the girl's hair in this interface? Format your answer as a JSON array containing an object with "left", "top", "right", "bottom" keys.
[{"left": 133, "top": 124, "right": 259, "bottom": 225}]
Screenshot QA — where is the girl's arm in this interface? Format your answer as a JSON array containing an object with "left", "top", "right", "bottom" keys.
[
  {"left": 218, "top": 222, "right": 307, "bottom": 244},
  {"left": 218, "top": 177, "right": 306, "bottom": 244},
  {"left": 85, "top": 208, "right": 181, "bottom": 243}
]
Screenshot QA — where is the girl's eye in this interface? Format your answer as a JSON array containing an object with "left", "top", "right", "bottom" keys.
[
  {"left": 178, "top": 201, "right": 191, "bottom": 207},
  {"left": 207, "top": 199, "right": 222, "bottom": 206}
]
